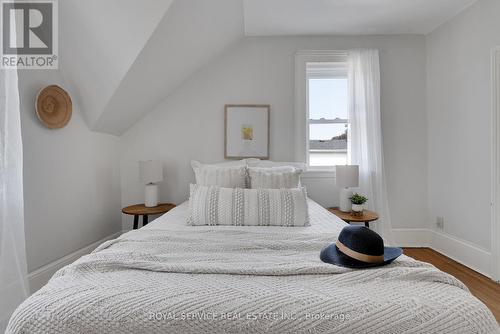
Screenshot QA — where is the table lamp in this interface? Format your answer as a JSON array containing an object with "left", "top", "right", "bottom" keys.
[
  {"left": 139, "top": 160, "right": 163, "bottom": 207},
  {"left": 336, "top": 165, "right": 359, "bottom": 212}
]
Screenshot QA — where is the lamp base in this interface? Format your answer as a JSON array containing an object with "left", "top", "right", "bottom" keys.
[
  {"left": 339, "top": 188, "right": 353, "bottom": 212},
  {"left": 145, "top": 184, "right": 158, "bottom": 207}
]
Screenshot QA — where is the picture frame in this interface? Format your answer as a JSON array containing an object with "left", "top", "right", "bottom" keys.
[{"left": 224, "top": 104, "right": 270, "bottom": 159}]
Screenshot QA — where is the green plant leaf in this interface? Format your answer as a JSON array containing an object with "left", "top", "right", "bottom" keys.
[{"left": 350, "top": 193, "right": 368, "bottom": 205}]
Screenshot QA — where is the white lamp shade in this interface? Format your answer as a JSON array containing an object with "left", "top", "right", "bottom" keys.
[
  {"left": 335, "top": 165, "right": 359, "bottom": 188},
  {"left": 139, "top": 160, "right": 163, "bottom": 184}
]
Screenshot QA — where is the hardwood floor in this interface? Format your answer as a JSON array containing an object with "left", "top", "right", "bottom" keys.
[{"left": 403, "top": 248, "right": 500, "bottom": 323}]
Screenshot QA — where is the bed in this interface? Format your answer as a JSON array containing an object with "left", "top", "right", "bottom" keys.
[{"left": 7, "top": 199, "right": 500, "bottom": 333}]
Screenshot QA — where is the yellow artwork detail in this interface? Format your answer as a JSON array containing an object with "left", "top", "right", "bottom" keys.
[{"left": 242, "top": 126, "right": 253, "bottom": 140}]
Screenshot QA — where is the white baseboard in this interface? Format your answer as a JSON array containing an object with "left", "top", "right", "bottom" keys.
[
  {"left": 392, "top": 228, "right": 491, "bottom": 278},
  {"left": 430, "top": 230, "right": 491, "bottom": 277},
  {"left": 28, "top": 231, "right": 123, "bottom": 293},
  {"left": 392, "top": 228, "right": 430, "bottom": 247}
]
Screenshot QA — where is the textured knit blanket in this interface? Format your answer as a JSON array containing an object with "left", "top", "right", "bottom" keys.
[{"left": 7, "top": 229, "right": 500, "bottom": 334}]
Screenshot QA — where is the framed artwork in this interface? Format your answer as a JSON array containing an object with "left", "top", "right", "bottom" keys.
[{"left": 225, "top": 104, "right": 270, "bottom": 159}]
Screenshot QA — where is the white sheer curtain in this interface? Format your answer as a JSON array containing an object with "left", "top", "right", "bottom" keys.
[
  {"left": 0, "top": 68, "right": 28, "bottom": 332},
  {"left": 347, "top": 49, "right": 394, "bottom": 244}
]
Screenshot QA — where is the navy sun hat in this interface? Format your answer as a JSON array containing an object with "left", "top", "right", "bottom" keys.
[{"left": 320, "top": 225, "right": 402, "bottom": 268}]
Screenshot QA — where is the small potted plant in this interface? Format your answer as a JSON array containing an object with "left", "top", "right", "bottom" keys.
[{"left": 350, "top": 193, "right": 368, "bottom": 216}]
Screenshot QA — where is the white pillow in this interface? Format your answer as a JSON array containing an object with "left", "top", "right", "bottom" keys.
[
  {"left": 248, "top": 166, "right": 296, "bottom": 173},
  {"left": 212, "top": 159, "right": 248, "bottom": 167},
  {"left": 191, "top": 160, "right": 246, "bottom": 188},
  {"left": 188, "top": 184, "right": 309, "bottom": 227},
  {"left": 248, "top": 167, "right": 302, "bottom": 189},
  {"left": 246, "top": 158, "right": 306, "bottom": 170}
]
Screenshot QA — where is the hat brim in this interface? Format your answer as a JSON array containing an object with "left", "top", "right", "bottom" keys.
[{"left": 320, "top": 244, "right": 403, "bottom": 269}]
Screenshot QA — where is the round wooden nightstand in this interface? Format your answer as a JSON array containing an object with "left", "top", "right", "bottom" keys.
[
  {"left": 122, "top": 203, "right": 176, "bottom": 229},
  {"left": 327, "top": 207, "right": 379, "bottom": 228}
]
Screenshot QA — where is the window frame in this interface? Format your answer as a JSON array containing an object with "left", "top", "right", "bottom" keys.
[{"left": 294, "top": 50, "right": 349, "bottom": 173}]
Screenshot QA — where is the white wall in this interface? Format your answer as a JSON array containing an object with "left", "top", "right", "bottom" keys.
[
  {"left": 426, "top": 0, "right": 500, "bottom": 251},
  {"left": 18, "top": 70, "right": 122, "bottom": 291},
  {"left": 119, "top": 36, "right": 428, "bottom": 231}
]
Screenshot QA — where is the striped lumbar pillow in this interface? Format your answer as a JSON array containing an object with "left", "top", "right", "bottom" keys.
[{"left": 188, "top": 184, "right": 309, "bottom": 227}]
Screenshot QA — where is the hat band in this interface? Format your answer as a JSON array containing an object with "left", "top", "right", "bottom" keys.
[{"left": 336, "top": 240, "right": 384, "bottom": 264}]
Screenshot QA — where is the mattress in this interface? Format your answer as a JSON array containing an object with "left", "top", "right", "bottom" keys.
[{"left": 7, "top": 199, "right": 500, "bottom": 334}]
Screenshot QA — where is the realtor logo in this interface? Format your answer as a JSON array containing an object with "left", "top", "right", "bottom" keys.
[{"left": 1, "top": 0, "right": 58, "bottom": 69}]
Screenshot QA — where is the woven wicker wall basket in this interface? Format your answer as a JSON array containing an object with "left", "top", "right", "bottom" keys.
[{"left": 35, "top": 85, "right": 72, "bottom": 129}]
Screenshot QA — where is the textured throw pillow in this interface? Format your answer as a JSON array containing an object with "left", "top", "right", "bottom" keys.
[
  {"left": 191, "top": 160, "right": 247, "bottom": 188},
  {"left": 246, "top": 158, "right": 307, "bottom": 170},
  {"left": 248, "top": 167, "right": 302, "bottom": 189},
  {"left": 188, "top": 184, "right": 309, "bottom": 227},
  {"left": 212, "top": 159, "right": 248, "bottom": 167}
]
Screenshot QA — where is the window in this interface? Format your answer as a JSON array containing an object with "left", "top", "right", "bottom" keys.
[{"left": 307, "top": 62, "right": 348, "bottom": 167}]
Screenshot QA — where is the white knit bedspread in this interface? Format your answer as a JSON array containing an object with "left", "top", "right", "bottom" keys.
[{"left": 7, "top": 203, "right": 500, "bottom": 334}]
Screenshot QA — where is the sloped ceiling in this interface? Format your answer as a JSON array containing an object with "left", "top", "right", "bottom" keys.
[
  {"left": 59, "top": 0, "right": 477, "bottom": 135},
  {"left": 59, "top": 0, "right": 173, "bottom": 130},
  {"left": 94, "top": 0, "right": 244, "bottom": 135}
]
